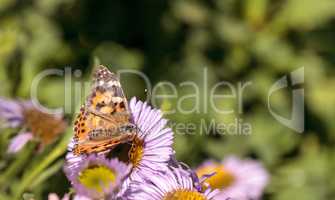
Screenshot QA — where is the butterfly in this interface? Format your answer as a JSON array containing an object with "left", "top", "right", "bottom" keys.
[{"left": 72, "top": 65, "right": 137, "bottom": 155}]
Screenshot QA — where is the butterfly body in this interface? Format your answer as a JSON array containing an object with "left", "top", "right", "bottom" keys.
[
  {"left": 72, "top": 65, "right": 136, "bottom": 155},
  {"left": 88, "top": 124, "right": 137, "bottom": 141}
]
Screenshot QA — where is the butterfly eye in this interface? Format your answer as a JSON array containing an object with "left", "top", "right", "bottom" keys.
[
  {"left": 127, "top": 124, "right": 137, "bottom": 131},
  {"left": 125, "top": 125, "right": 131, "bottom": 131}
]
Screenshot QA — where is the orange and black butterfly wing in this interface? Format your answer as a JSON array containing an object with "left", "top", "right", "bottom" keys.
[
  {"left": 72, "top": 65, "right": 133, "bottom": 155},
  {"left": 73, "top": 134, "right": 134, "bottom": 155},
  {"left": 86, "top": 65, "right": 130, "bottom": 122}
]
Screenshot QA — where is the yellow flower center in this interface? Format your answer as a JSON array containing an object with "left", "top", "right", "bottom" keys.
[
  {"left": 196, "top": 163, "right": 235, "bottom": 189},
  {"left": 163, "top": 189, "right": 207, "bottom": 200},
  {"left": 128, "top": 137, "right": 144, "bottom": 167},
  {"left": 78, "top": 165, "right": 116, "bottom": 193}
]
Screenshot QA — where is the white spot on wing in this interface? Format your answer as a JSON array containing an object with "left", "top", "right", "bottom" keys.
[
  {"left": 111, "top": 97, "right": 124, "bottom": 103},
  {"left": 106, "top": 80, "right": 121, "bottom": 87}
]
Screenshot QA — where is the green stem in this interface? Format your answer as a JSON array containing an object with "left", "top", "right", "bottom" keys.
[
  {"left": 30, "top": 159, "right": 64, "bottom": 188},
  {"left": 0, "top": 143, "right": 35, "bottom": 188},
  {"left": 13, "top": 129, "right": 71, "bottom": 199}
]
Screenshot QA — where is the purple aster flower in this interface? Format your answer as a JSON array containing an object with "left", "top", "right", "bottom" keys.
[
  {"left": 0, "top": 98, "right": 67, "bottom": 153},
  {"left": 196, "top": 156, "right": 269, "bottom": 200},
  {"left": 1, "top": 99, "right": 34, "bottom": 154},
  {"left": 0, "top": 98, "right": 25, "bottom": 128},
  {"left": 64, "top": 154, "right": 130, "bottom": 199},
  {"left": 125, "top": 165, "right": 219, "bottom": 200},
  {"left": 64, "top": 97, "right": 174, "bottom": 198},
  {"left": 64, "top": 138, "right": 87, "bottom": 178},
  {"left": 122, "top": 97, "right": 174, "bottom": 189},
  {"left": 7, "top": 132, "right": 33, "bottom": 153}
]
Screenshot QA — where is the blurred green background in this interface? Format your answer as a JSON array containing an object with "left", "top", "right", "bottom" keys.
[{"left": 1, "top": 0, "right": 335, "bottom": 199}]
